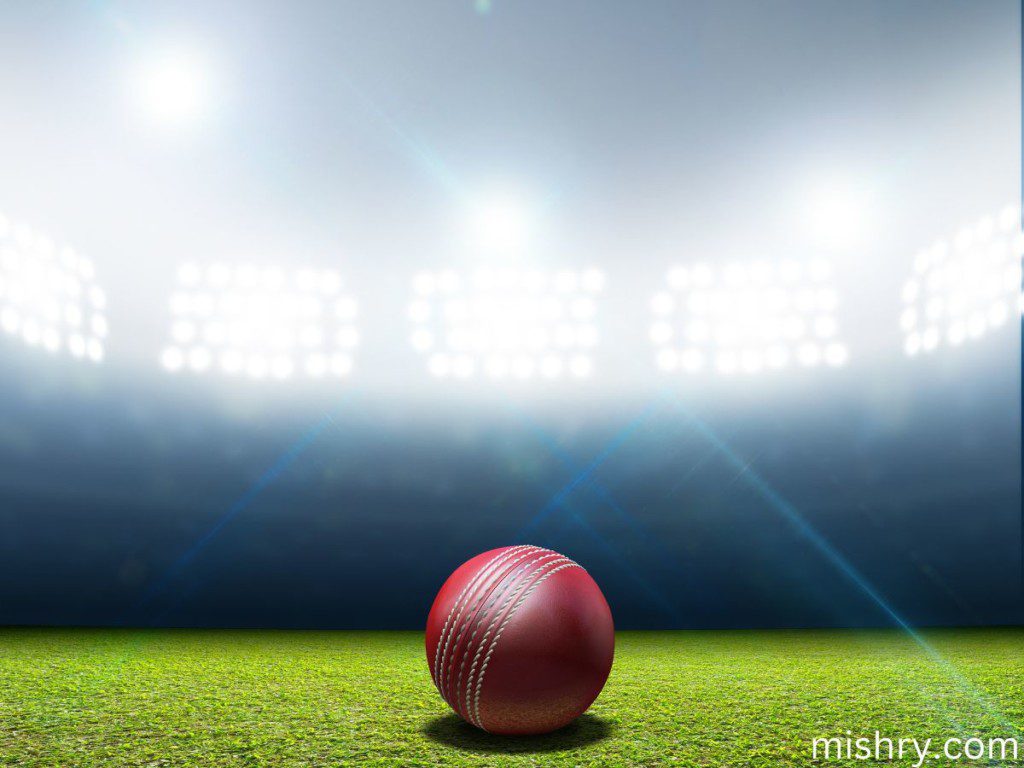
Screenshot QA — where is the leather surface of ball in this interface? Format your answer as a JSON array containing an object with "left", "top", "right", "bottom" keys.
[{"left": 426, "top": 545, "right": 614, "bottom": 735}]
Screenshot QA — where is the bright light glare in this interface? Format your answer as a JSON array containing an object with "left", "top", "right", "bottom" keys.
[
  {"left": 466, "top": 195, "right": 532, "bottom": 255},
  {"left": 902, "top": 203, "right": 1022, "bottom": 357},
  {"left": 160, "top": 263, "right": 357, "bottom": 381},
  {"left": 409, "top": 268, "right": 603, "bottom": 381},
  {"left": 0, "top": 214, "right": 107, "bottom": 363},
  {"left": 133, "top": 49, "right": 212, "bottom": 127},
  {"left": 803, "top": 181, "right": 873, "bottom": 249},
  {"left": 650, "top": 259, "right": 849, "bottom": 376}
]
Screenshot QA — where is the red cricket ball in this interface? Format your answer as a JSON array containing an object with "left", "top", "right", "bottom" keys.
[{"left": 426, "top": 545, "right": 614, "bottom": 735}]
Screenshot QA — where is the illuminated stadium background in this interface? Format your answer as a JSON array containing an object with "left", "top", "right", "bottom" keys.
[{"left": 0, "top": 1, "right": 1018, "bottom": 629}]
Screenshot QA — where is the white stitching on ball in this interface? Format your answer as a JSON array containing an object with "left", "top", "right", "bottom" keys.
[
  {"left": 461, "top": 555, "right": 571, "bottom": 726},
  {"left": 471, "top": 561, "right": 582, "bottom": 730},
  {"left": 433, "top": 546, "right": 528, "bottom": 689},
  {"left": 442, "top": 547, "right": 542, "bottom": 708},
  {"left": 439, "top": 546, "right": 538, "bottom": 706},
  {"left": 437, "top": 545, "right": 536, "bottom": 705},
  {"left": 433, "top": 545, "right": 533, "bottom": 694},
  {"left": 454, "top": 551, "right": 563, "bottom": 718}
]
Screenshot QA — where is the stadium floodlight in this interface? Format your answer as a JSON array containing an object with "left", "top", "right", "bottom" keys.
[
  {"left": 901, "top": 204, "right": 1022, "bottom": 356},
  {"left": 0, "top": 215, "right": 107, "bottom": 363},
  {"left": 408, "top": 267, "right": 604, "bottom": 381},
  {"left": 466, "top": 193, "right": 533, "bottom": 256},
  {"left": 160, "top": 262, "right": 358, "bottom": 381},
  {"left": 133, "top": 48, "right": 212, "bottom": 128},
  {"left": 650, "top": 259, "right": 849, "bottom": 376},
  {"left": 803, "top": 182, "right": 872, "bottom": 250}
]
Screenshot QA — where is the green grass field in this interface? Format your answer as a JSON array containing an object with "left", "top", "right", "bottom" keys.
[{"left": 1, "top": 628, "right": 1022, "bottom": 766}]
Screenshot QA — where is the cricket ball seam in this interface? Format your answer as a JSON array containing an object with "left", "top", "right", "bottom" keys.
[
  {"left": 471, "top": 561, "right": 583, "bottom": 730},
  {"left": 433, "top": 544, "right": 533, "bottom": 696},
  {"left": 436, "top": 545, "right": 537, "bottom": 705},
  {"left": 441, "top": 547, "right": 543, "bottom": 708},
  {"left": 433, "top": 547, "right": 506, "bottom": 689},
  {"left": 462, "top": 555, "right": 572, "bottom": 724},
  {"left": 453, "top": 550, "right": 562, "bottom": 718}
]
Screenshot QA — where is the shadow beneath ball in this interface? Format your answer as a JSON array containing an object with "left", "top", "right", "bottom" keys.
[{"left": 421, "top": 712, "right": 614, "bottom": 754}]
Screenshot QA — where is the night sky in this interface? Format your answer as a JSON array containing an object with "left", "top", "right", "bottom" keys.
[{"left": 0, "top": 333, "right": 1018, "bottom": 629}]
